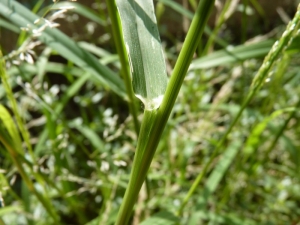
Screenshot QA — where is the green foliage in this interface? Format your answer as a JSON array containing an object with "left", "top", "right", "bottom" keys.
[{"left": 0, "top": 0, "right": 300, "bottom": 225}]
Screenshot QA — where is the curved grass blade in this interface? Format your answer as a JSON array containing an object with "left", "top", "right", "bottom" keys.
[
  {"left": 116, "top": 0, "right": 168, "bottom": 110},
  {"left": 0, "top": 18, "right": 19, "bottom": 33},
  {"left": 189, "top": 39, "right": 274, "bottom": 70},
  {"left": 0, "top": 0, "right": 126, "bottom": 99}
]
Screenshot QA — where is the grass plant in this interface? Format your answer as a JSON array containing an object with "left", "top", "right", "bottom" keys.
[{"left": 0, "top": 0, "right": 300, "bottom": 225}]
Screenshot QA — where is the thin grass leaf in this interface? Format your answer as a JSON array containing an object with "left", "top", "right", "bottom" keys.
[
  {"left": 0, "top": 0, "right": 126, "bottom": 99},
  {"left": 189, "top": 40, "right": 274, "bottom": 70},
  {"left": 0, "top": 18, "right": 19, "bottom": 33},
  {"left": 78, "top": 42, "right": 116, "bottom": 60},
  {"left": 36, "top": 47, "right": 52, "bottom": 81},
  {"left": 116, "top": 0, "right": 168, "bottom": 110}
]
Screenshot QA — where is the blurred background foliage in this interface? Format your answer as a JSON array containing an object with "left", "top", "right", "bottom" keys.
[{"left": 1, "top": 0, "right": 300, "bottom": 224}]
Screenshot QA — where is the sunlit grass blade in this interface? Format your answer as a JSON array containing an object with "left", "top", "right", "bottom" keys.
[
  {"left": 35, "top": 47, "right": 52, "bottom": 81},
  {"left": 116, "top": 0, "right": 168, "bottom": 110},
  {"left": 0, "top": 0, "right": 127, "bottom": 99}
]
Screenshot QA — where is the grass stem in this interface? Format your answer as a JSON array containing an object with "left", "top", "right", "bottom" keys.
[{"left": 115, "top": 1, "right": 216, "bottom": 224}]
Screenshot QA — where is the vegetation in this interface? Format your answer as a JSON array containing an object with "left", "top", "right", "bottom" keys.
[{"left": 0, "top": 0, "right": 300, "bottom": 224}]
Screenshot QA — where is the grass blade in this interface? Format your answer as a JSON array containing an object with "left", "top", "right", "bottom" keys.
[
  {"left": 116, "top": 0, "right": 168, "bottom": 110},
  {"left": 0, "top": 0, "right": 126, "bottom": 99},
  {"left": 190, "top": 40, "right": 274, "bottom": 70}
]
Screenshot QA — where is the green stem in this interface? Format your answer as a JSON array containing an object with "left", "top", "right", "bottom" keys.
[
  {"left": 115, "top": 1, "right": 215, "bottom": 224},
  {"left": 106, "top": 0, "right": 140, "bottom": 135},
  {"left": 115, "top": 110, "right": 157, "bottom": 225}
]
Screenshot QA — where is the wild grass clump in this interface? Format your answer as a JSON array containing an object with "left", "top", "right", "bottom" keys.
[{"left": 0, "top": 0, "right": 300, "bottom": 225}]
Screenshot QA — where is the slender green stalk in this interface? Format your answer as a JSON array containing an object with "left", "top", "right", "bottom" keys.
[
  {"left": 106, "top": 0, "right": 140, "bottom": 135},
  {"left": 115, "top": 110, "right": 157, "bottom": 225},
  {"left": 177, "top": 3, "right": 300, "bottom": 215},
  {"left": 115, "top": 1, "right": 215, "bottom": 224}
]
